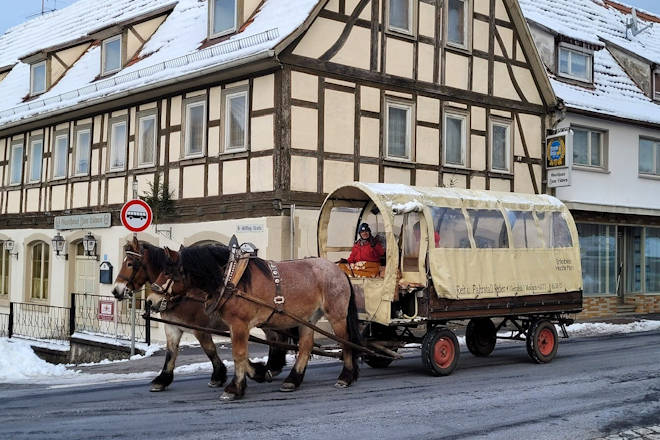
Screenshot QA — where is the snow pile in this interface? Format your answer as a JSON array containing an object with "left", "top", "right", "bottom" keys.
[
  {"left": 387, "top": 199, "right": 424, "bottom": 214},
  {"left": 565, "top": 319, "right": 660, "bottom": 337},
  {"left": 0, "top": 338, "right": 78, "bottom": 382}
]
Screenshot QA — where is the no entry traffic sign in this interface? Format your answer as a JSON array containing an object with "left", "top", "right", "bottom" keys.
[{"left": 121, "top": 199, "right": 153, "bottom": 232}]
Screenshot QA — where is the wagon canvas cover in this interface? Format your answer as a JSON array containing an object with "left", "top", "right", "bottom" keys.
[{"left": 320, "top": 183, "right": 583, "bottom": 320}]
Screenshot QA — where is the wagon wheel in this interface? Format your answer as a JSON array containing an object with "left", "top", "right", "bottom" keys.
[
  {"left": 421, "top": 327, "right": 460, "bottom": 376},
  {"left": 526, "top": 319, "right": 558, "bottom": 364},
  {"left": 466, "top": 318, "right": 497, "bottom": 357}
]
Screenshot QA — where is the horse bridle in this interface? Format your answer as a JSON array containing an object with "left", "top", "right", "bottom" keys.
[{"left": 116, "top": 250, "right": 144, "bottom": 293}]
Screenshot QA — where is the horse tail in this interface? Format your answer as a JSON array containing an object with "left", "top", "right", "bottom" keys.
[{"left": 344, "top": 273, "right": 361, "bottom": 380}]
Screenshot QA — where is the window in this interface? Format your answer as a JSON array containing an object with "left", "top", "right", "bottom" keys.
[
  {"left": 558, "top": 45, "right": 592, "bottom": 82},
  {"left": 224, "top": 90, "right": 249, "bottom": 152},
  {"left": 184, "top": 99, "right": 206, "bottom": 157},
  {"left": 0, "top": 246, "right": 9, "bottom": 296},
  {"left": 537, "top": 211, "right": 572, "bottom": 248},
  {"left": 30, "top": 61, "right": 47, "bottom": 95},
  {"left": 388, "top": 0, "right": 415, "bottom": 35},
  {"left": 489, "top": 118, "right": 511, "bottom": 172},
  {"left": 653, "top": 70, "right": 660, "bottom": 101},
  {"left": 577, "top": 223, "right": 617, "bottom": 295},
  {"left": 53, "top": 133, "right": 68, "bottom": 179},
  {"left": 447, "top": 0, "right": 468, "bottom": 48},
  {"left": 28, "top": 137, "right": 43, "bottom": 183},
  {"left": 74, "top": 127, "right": 91, "bottom": 176},
  {"left": 109, "top": 119, "right": 127, "bottom": 171},
  {"left": 573, "top": 127, "right": 606, "bottom": 169},
  {"left": 507, "top": 210, "right": 543, "bottom": 249},
  {"left": 209, "top": 0, "right": 238, "bottom": 38},
  {"left": 30, "top": 242, "right": 49, "bottom": 300},
  {"left": 137, "top": 113, "right": 157, "bottom": 167},
  {"left": 102, "top": 35, "right": 122, "bottom": 75},
  {"left": 431, "top": 207, "right": 470, "bottom": 248},
  {"left": 9, "top": 141, "right": 24, "bottom": 185},
  {"left": 466, "top": 209, "right": 509, "bottom": 248},
  {"left": 385, "top": 100, "right": 413, "bottom": 160},
  {"left": 646, "top": 227, "right": 660, "bottom": 293},
  {"left": 639, "top": 138, "right": 660, "bottom": 176},
  {"left": 444, "top": 111, "right": 468, "bottom": 166}
]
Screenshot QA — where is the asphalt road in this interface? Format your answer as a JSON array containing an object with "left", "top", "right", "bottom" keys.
[{"left": 1, "top": 330, "right": 659, "bottom": 440}]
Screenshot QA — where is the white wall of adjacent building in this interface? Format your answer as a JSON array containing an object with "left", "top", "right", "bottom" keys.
[{"left": 555, "top": 114, "right": 660, "bottom": 212}]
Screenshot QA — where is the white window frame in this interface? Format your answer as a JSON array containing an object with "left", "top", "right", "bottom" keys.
[
  {"left": 108, "top": 118, "right": 128, "bottom": 171},
  {"left": 29, "top": 242, "right": 49, "bottom": 301},
  {"left": 446, "top": 0, "right": 470, "bottom": 50},
  {"left": 639, "top": 137, "right": 660, "bottom": 177},
  {"left": 9, "top": 141, "right": 24, "bottom": 186},
  {"left": 653, "top": 69, "right": 660, "bottom": 102},
  {"left": 208, "top": 0, "right": 239, "bottom": 39},
  {"left": 30, "top": 60, "right": 47, "bottom": 96},
  {"left": 571, "top": 126, "right": 607, "bottom": 170},
  {"left": 137, "top": 113, "right": 158, "bottom": 167},
  {"left": 101, "top": 35, "right": 122, "bottom": 76},
  {"left": 183, "top": 99, "right": 207, "bottom": 158},
  {"left": 386, "top": 0, "right": 416, "bottom": 36},
  {"left": 443, "top": 110, "right": 469, "bottom": 167},
  {"left": 28, "top": 136, "right": 44, "bottom": 183},
  {"left": 223, "top": 89, "right": 249, "bottom": 153},
  {"left": 384, "top": 99, "right": 414, "bottom": 161},
  {"left": 52, "top": 132, "right": 69, "bottom": 180},
  {"left": 558, "top": 44, "right": 593, "bottom": 83},
  {"left": 489, "top": 118, "right": 512, "bottom": 173},
  {"left": 74, "top": 127, "right": 92, "bottom": 176}
]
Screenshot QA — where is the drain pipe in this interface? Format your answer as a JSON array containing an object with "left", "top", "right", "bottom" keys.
[{"left": 290, "top": 204, "right": 295, "bottom": 260}]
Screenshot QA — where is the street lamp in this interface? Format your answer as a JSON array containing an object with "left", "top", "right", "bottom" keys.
[
  {"left": 51, "top": 233, "right": 67, "bottom": 259},
  {"left": 82, "top": 232, "right": 98, "bottom": 259},
  {"left": 3, "top": 239, "right": 18, "bottom": 259}
]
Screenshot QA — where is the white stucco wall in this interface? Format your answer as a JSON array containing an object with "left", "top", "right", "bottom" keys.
[{"left": 555, "top": 113, "right": 660, "bottom": 212}]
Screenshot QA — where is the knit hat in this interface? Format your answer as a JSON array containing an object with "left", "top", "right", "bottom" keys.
[{"left": 359, "top": 223, "right": 371, "bottom": 233}]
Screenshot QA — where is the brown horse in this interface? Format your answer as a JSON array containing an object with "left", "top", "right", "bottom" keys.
[
  {"left": 111, "top": 237, "right": 289, "bottom": 391},
  {"left": 154, "top": 244, "right": 361, "bottom": 401}
]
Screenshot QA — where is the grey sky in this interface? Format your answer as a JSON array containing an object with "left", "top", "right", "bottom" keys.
[{"left": 0, "top": 0, "right": 659, "bottom": 36}]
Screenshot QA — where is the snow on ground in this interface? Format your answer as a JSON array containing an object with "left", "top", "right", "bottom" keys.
[{"left": 1, "top": 320, "right": 659, "bottom": 386}]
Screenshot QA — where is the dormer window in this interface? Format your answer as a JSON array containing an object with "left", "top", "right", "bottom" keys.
[
  {"left": 558, "top": 44, "right": 593, "bottom": 83},
  {"left": 209, "top": 0, "right": 238, "bottom": 38},
  {"left": 30, "top": 61, "right": 47, "bottom": 95},
  {"left": 102, "top": 35, "right": 122, "bottom": 75},
  {"left": 653, "top": 69, "right": 660, "bottom": 101}
]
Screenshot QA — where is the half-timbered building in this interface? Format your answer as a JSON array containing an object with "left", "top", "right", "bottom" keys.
[{"left": 0, "top": 0, "right": 559, "bottom": 341}]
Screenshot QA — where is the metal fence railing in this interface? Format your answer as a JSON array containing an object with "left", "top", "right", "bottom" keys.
[
  {"left": 72, "top": 292, "right": 149, "bottom": 344},
  {"left": 10, "top": 302, "right": 70, "bottom": 345},
  {"left": 0, "top": 313, "right": 8, "bottom": 338}
]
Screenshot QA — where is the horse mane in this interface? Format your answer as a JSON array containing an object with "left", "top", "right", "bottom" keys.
[
  {"left": 177, "top": 243, "right": 272, "bottom": 293},
  {"left": 141, "top": 242, "right": 169, "bottom": 271},
  {"left": 180, "top": 244, "right": 231, "bottom": 292}
]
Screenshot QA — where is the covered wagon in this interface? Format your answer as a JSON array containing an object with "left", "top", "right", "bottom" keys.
[{"left": 318, "top": 183, "right": 583, "bottom": 375}]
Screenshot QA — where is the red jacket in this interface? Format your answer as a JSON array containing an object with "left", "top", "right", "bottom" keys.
[{"left": 348, "top": 238, "right": 385, "bottom": 263}]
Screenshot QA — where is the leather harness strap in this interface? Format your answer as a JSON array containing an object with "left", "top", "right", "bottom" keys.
[{"left": 264, "top": 261, "right": 284, "bottom": 323}]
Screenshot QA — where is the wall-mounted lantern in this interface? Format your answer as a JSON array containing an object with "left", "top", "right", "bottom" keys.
[
  {"left": 82, "top": 232, "right": 98, "bottom": 259},
  {"left": 3, "top": 239, "right": 18, "bottom": 259},
  {"left": 51, "top": 233, "right": 68, "bottom": 259}
]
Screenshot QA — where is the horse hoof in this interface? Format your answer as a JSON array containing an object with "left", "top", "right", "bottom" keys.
[
  {"left": 208, "top": 380, "right": 224, "bottom": 388},
  {"left": 150, "top": 384, "right": 167, "bottom": 392},
  {"left": 220, "top": 392, "right": 238, "bottom": 401},
  {"left": 279, "top": 382, "right": 297, "bottom": 392},
  {"left": 334, "top": 380, "right": 350, "bottom": 389}
]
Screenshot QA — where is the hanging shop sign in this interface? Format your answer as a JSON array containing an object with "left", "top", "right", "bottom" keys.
[{"left": 546, "top": 131, "right": 573, "bottom": 188}]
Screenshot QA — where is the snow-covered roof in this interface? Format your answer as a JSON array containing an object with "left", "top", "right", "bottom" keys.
[
  {"left": 518, "top": 0, "right": 660, "bottom": 126},
  {"left": 0, "top": 0, "right": 320, "bottom": 128}
]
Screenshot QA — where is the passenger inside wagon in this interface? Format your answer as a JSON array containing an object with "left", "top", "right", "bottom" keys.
[{"left": 338, "top": 222, "right": 385, "bottom": 278}]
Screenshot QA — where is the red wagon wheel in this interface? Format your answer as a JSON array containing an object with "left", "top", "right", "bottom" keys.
[
  {"left": 422, "top": 327, "right": 460, "bottom": 376},
  {"left": 526, "top": 319, "right": 559, "bottom": 364}
]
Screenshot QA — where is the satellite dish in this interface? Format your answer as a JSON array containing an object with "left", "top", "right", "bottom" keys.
[{"left": 626, "top": 7, "right": 653, "bottom": 39}]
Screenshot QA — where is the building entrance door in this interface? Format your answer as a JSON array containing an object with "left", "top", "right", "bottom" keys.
[
  {"left": 74, "top": 243, "right": 97, "bottom": 293},
  {"left": 622, "top": 226, "right": 643, "bottom": 300}
]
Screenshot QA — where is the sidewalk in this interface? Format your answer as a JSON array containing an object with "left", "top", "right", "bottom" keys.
[{"left": 73, "top": 314, "right": 660, "bottom": 377}]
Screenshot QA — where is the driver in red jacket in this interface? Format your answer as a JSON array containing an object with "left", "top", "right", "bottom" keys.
[{"left": 347, "top": 223, "right": 385, "bottom": 264}]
